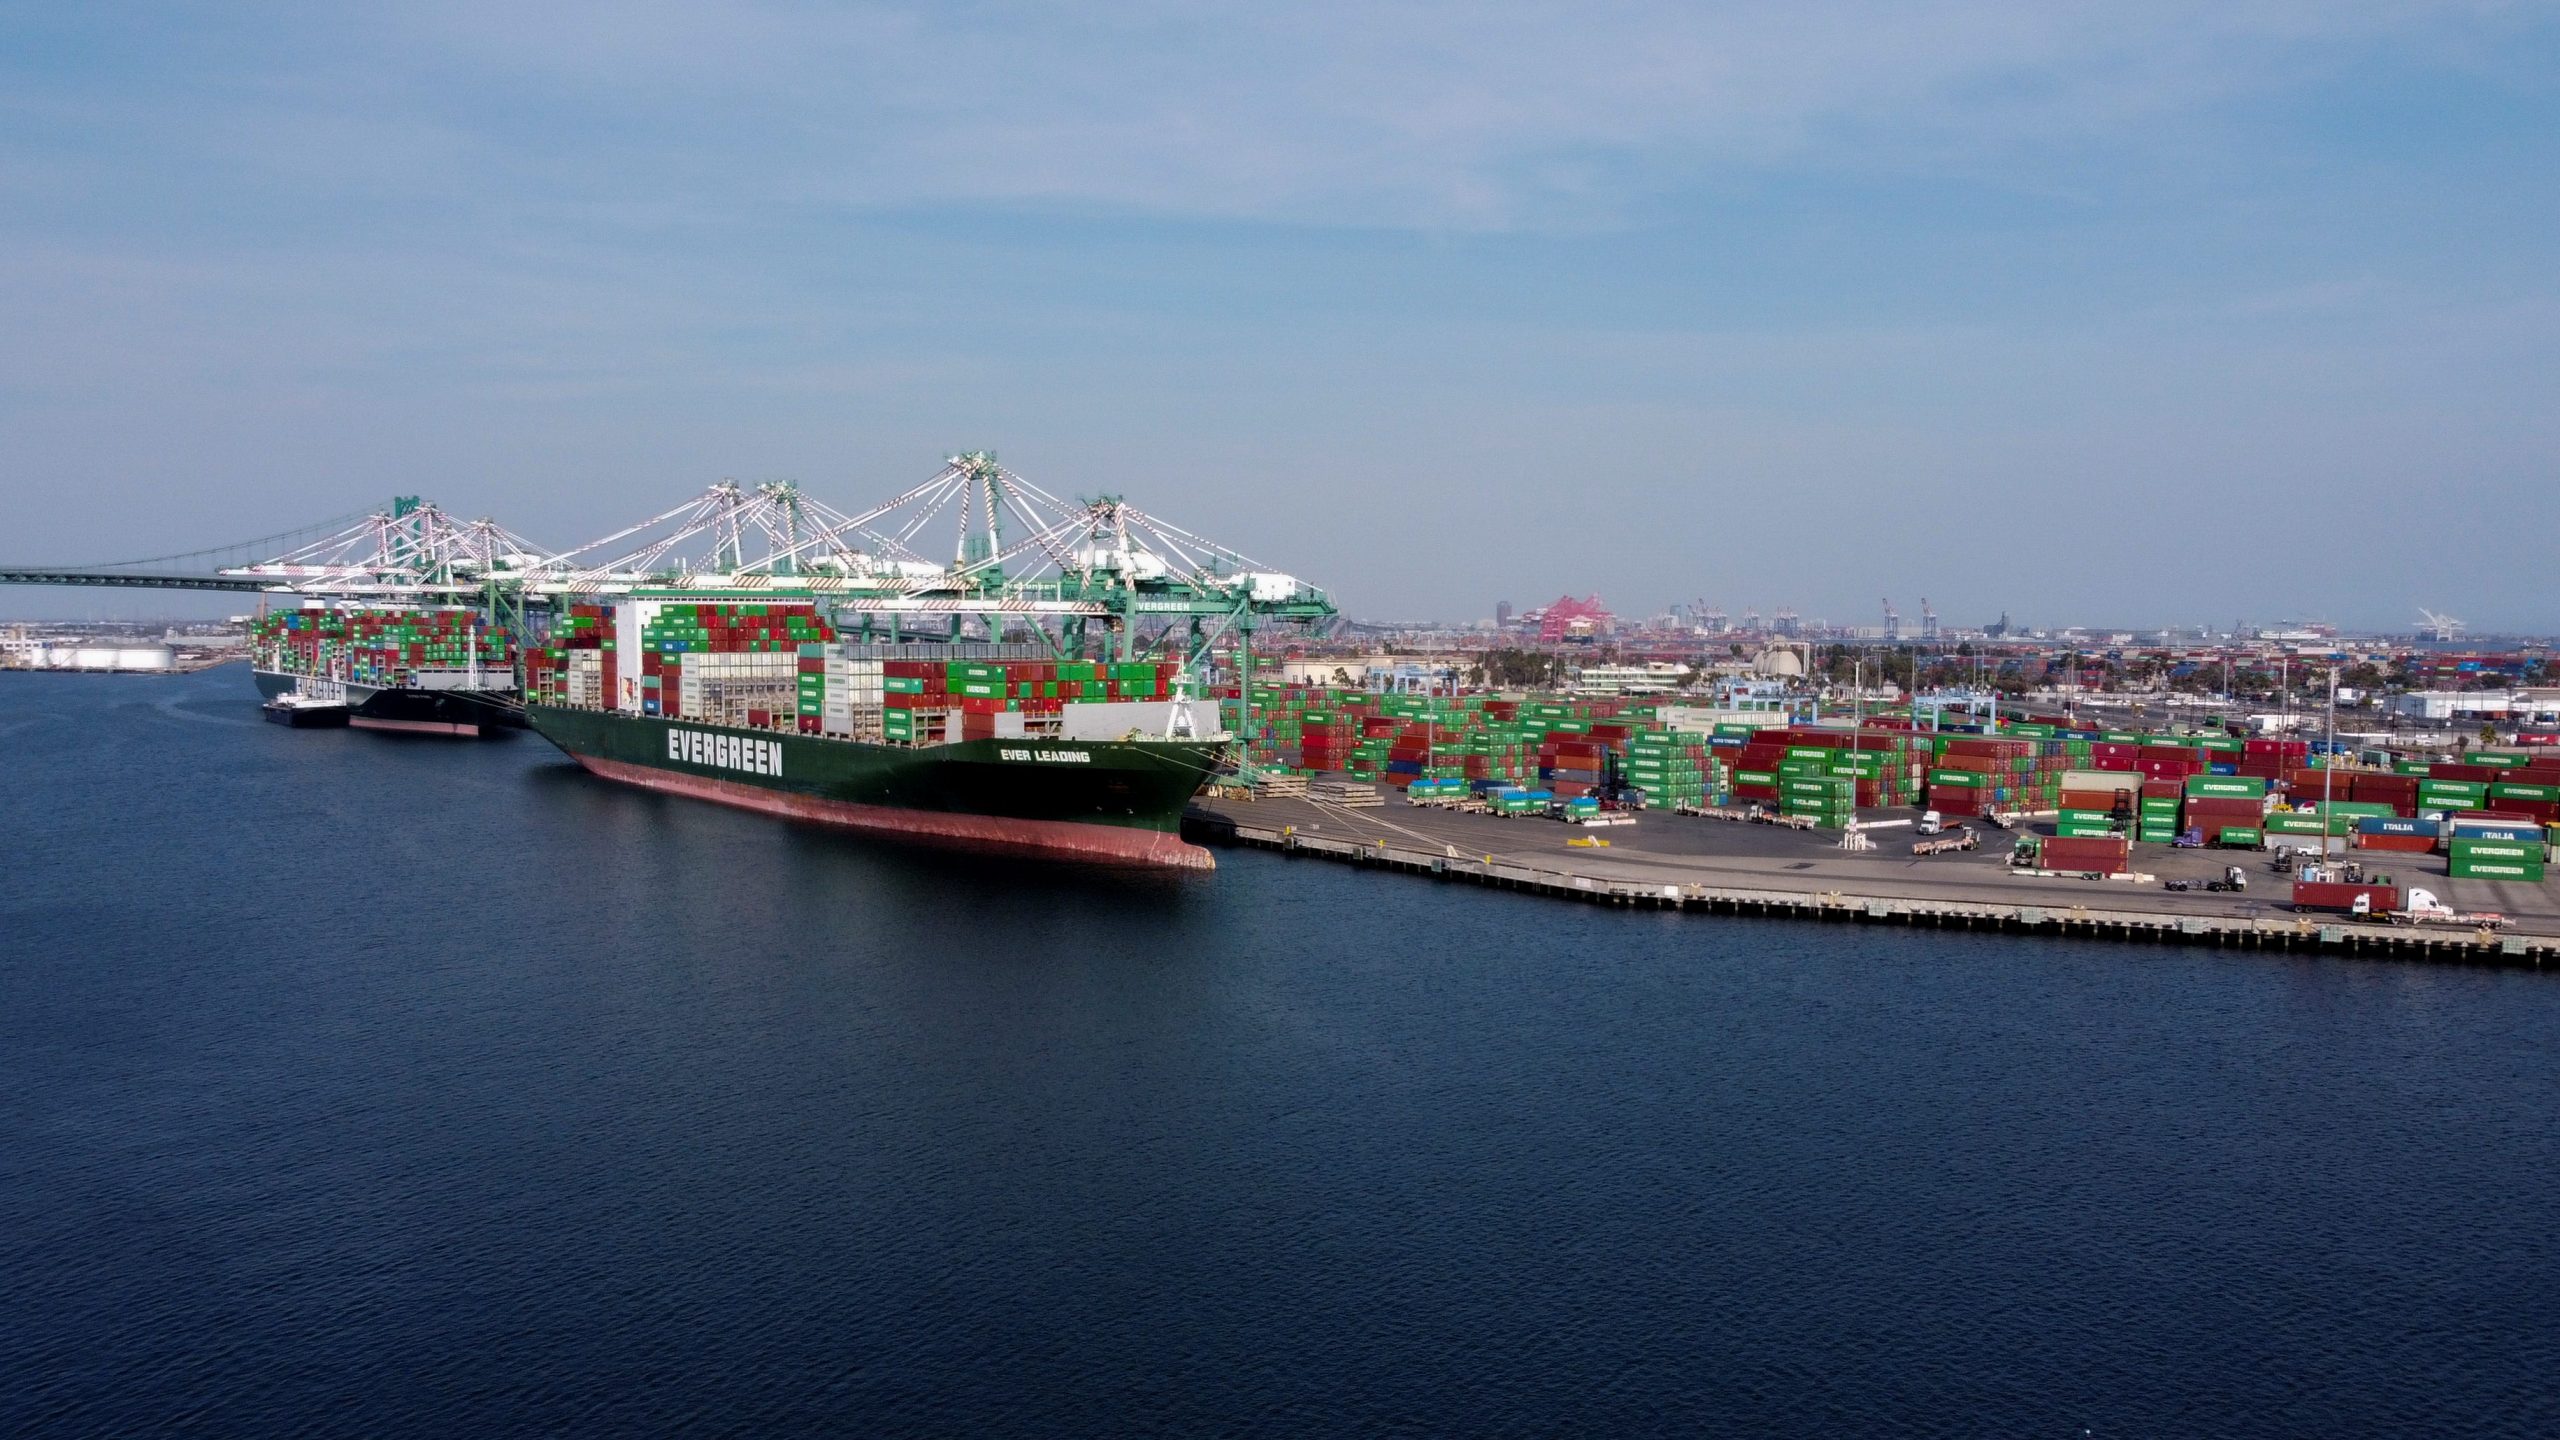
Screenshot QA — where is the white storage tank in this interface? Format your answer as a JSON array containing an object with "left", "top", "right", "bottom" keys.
[{"left": 52, "top": 645, "right": 179, "bottom": 672}]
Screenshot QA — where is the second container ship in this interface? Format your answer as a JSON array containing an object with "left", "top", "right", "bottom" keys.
[{"left": 252, "top": 603, "right": 525, "bottom": 735}]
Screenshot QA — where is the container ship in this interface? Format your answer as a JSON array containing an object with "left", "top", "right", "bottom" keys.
[
  {"left": 523, "top": 599, "right": 1227, "bottom": 869},
  {"left": 252, "top": 604, "right": 524, "bottom": 736}
]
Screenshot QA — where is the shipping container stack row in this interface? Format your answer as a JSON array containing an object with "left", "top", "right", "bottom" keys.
[
  {"left": 255, "top": 606, "right": 514, "bottom": 688},
  {"left": 533, "top": 601, "right": 1185, "bottom": 744},
  {"left": 1919, "top": 735, "right": 2053, "bottom": 819},
  {"left": 1218, "top": 685, "right": 1732, "bottom": 811},
  {"left": 628, "top": 602, "right": 840, "bottom": 732},
  {"left": 1228, "top": 688, "right": 1578, "bottom": 784},
  {"left": 2050, "top": 734, "right": 2560, "bottom": 870},
  {"left": 883, "top": 659, "right": 1182, "bottom": 744},
  {"left": 1724, "top": 727, "right": 1926, "bottom": 822},
  {"left": 537, "top": 599, "right": 1208, "bottom": 743},
  {"left": 525, "top": 603, "right": 615, "bottom": 710},
  {"left": 529, "top": 609, "right": 1178, "bottom": 742},
  {"left": 2278, "top": 760, "right": 2560, "bottom": 826},
  {"left": 1959, "top": 726, "right": 2559, "bottom": 878},
  {"left": 1621, "top": 733, "right": 1719, "bottom": 810}
]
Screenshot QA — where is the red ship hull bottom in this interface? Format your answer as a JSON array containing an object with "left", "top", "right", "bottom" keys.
[
  {"left": 573, "top": 754, "right": 1216, "bottom": 871},
  {"left": 353, "top": 716, "right": 483, "bottom": 737}
]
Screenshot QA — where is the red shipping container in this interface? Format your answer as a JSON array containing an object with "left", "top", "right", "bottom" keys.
[
  {"left": 2060, "top": 789, "right": 2131, "bottom": 812},
  {"left": 2183, "top": 796, "right": 2265, "bottom": 819},
  {"left": 2292, "top": 881, "right": 2400, "bottom": 913},
  {"left": 2041, "top": 835, "right": 2130, "bottom": 873}
]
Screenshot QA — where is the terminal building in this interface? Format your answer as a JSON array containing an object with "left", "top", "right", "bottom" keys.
[{"left": 2392, "top": 690, "right": 2517, "bottom": 721}]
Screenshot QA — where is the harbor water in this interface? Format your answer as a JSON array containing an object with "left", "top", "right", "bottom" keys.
[{"left": 4, "top": 668, "right": 2554, "bottom": 1436}]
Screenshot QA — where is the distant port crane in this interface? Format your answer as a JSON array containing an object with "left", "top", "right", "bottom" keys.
[
  {"left": 2418, "top": 608, "right": 2465, "bottom": 643},
  {"left": 2, "top": 453, "right": 1335, "bottom": 696},
  {"left": 511, "top": 454, "right": 1334, "bottom": 661},
  {"left": 220, "top": 497, "right": 552, "bottom": 596}
]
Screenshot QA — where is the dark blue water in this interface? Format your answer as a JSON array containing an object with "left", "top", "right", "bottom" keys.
[{"left": 4, "top": 668, "right": 2554, "bottom": 1436}]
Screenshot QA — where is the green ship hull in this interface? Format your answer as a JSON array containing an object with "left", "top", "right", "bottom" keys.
[{"left": 527, "top": 704, "right": 1225, "bottom": 869}]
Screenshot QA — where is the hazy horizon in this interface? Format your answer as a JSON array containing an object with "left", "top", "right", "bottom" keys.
[{"left": 5, "top": 4, "right": 2555, "bottom": 627}]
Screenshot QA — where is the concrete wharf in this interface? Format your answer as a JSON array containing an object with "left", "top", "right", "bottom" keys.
[{"left": 1184, "top": 795, "right": 2560, "bottom": 968}]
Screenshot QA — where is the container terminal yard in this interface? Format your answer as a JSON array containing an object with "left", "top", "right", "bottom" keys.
[{"left": 6, "top": 460, "right": 2558, "bottom": 963}]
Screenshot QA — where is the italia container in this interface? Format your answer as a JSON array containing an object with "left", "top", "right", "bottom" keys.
[{"left": 2449, "top": 817, "right": 2544, "bottom": 843}]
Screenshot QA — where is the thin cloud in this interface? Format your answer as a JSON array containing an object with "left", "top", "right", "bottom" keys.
[
  {"left": 447, "top": 3, "right": 2537, "bottom": 219},
  {"left": 29, "top": 1, "right": 2526, "bottom": 231}
]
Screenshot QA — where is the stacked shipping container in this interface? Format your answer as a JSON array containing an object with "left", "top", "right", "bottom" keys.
[
  {"left": 254, "top": 606, "right": 514, "bottom": 687},
  {"left": 886, "top": 660, "right": 1181, "bottom": 743}
]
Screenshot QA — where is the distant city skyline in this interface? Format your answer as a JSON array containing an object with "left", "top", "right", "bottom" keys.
[{"left": 4, "top": 5, "right": 2556, "bottom": 627}]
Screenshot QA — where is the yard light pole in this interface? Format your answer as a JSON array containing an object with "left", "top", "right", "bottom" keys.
[{"left": 2322, "top": 665, "right": 2338, "bottom": 856}]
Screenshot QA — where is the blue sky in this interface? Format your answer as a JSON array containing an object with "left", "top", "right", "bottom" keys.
[{"left": 4, "top": 2, "right": 2556, "bottom": 628}]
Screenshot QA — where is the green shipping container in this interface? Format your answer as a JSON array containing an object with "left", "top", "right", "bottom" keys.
[
  {"left": 2448, "top": 859, "right": 2544, "bottom": 881},
  {"left": 2448, "top": 838, "right": 2537, "bottom": 863}
]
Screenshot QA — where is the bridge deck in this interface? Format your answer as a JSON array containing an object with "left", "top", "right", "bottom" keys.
[{"left": 0, "top": 568, "right": 278, "bottom": 592}]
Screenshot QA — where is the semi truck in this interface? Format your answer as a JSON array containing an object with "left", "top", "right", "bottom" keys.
[{"left": 2290, "top": 881, "right": 2507, "bottom": 928}]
